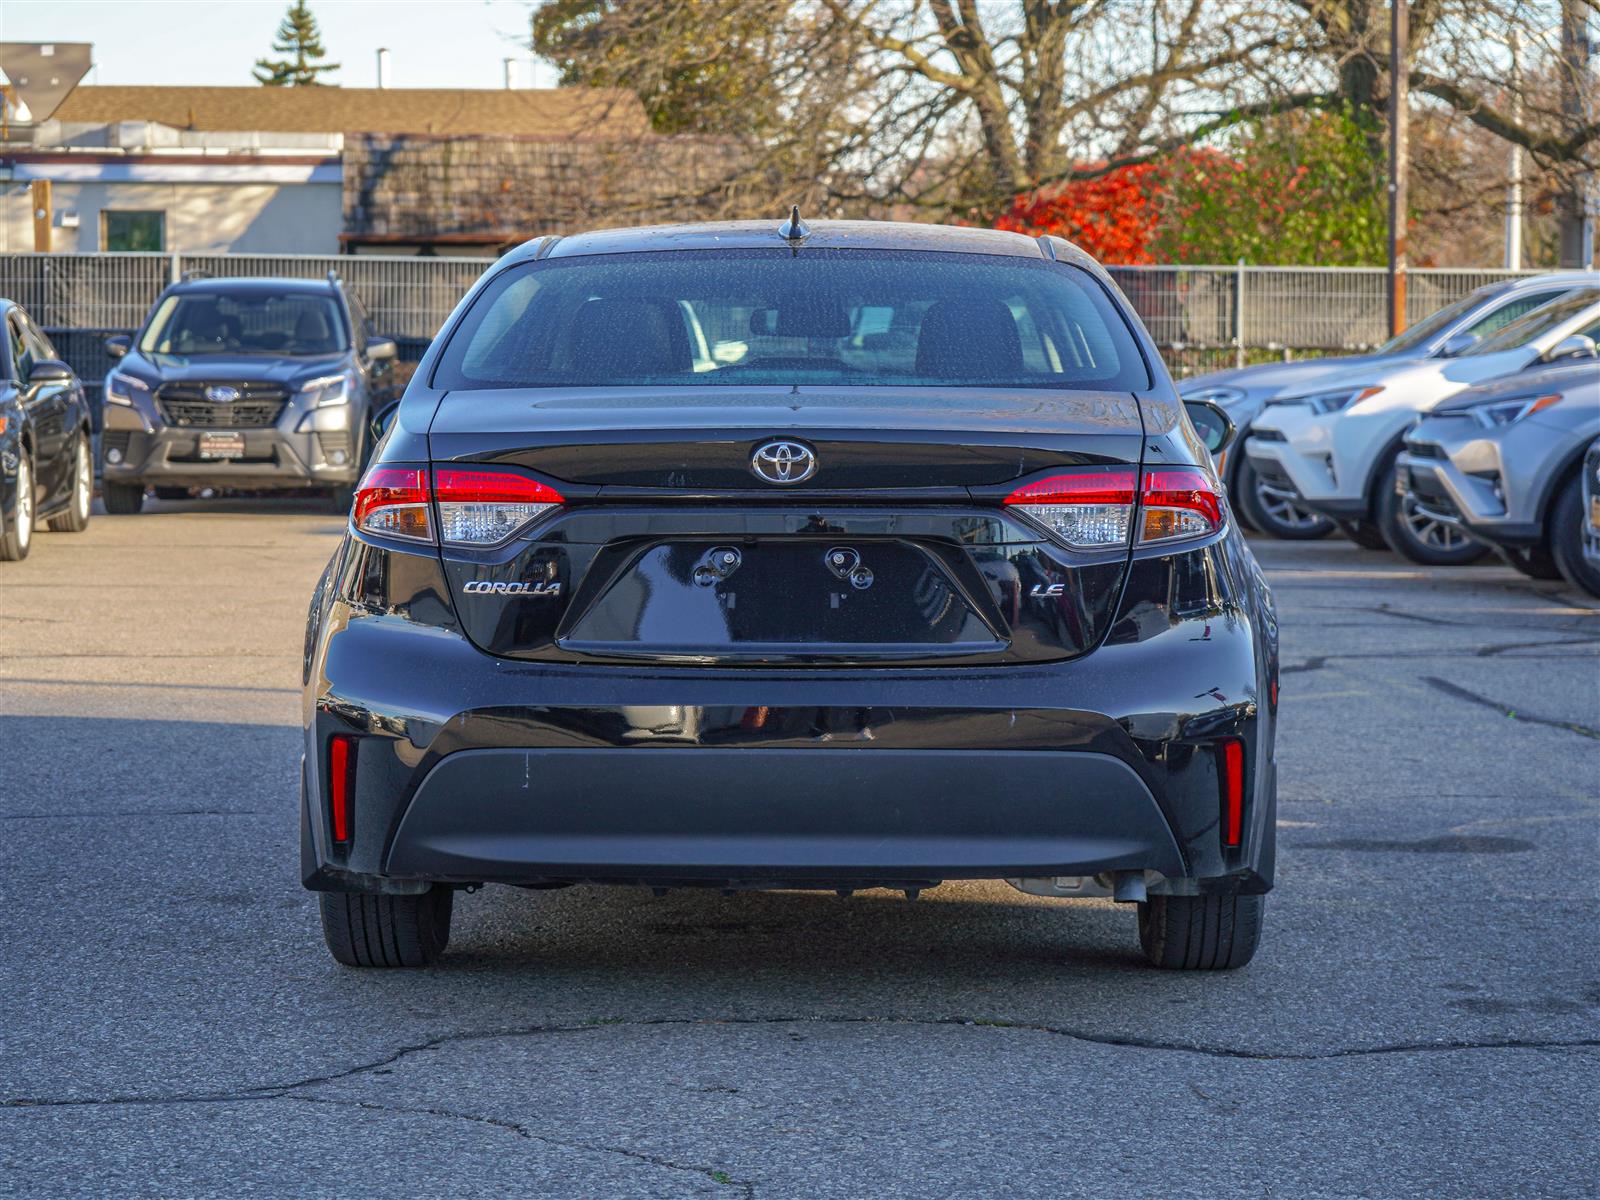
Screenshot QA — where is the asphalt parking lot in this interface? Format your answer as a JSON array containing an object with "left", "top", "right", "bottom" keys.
[{"left": 2, "top": 497, "right": 1597, "bottom": 1199}]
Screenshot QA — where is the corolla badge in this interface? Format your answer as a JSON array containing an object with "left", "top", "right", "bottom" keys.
[
  {"left": 462, "top": 580, "right": 562, "bottom": 596},
  {"left": 750, "top": 439, "right": 817, "bottom": 485},
  {"left": 204, "top": 386, "right": 241, "bottom": 403}
]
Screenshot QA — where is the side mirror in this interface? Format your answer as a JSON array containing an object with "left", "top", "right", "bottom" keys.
[
  {"left": 28, "top": 359, "right": 75, "bottom": 386},
  {"left": 1544, "top": 334, "right": 1597, "bottom": 363},
  {"left": 105, "top": 334, "right": 132, "bottom": 359},
  {"left": 1439, "top": 332, "right": 1478, "bottom": 357},
  {"left": 367, "top": 336, "right": 397, "bottom": 363},
  {"left": 369, "top": 401, "right": 400, "bottom": 443},
  {"left": 1184, "top": 398, "right": 1236, "bottom": 456}
]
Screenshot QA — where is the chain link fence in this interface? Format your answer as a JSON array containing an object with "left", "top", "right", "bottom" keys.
[
  {"left": 1105, "top": 264, "right": 1536, "bottom": 376},
  {"left": 0, "top": 252, "right": 1539, "bottom": 400}
]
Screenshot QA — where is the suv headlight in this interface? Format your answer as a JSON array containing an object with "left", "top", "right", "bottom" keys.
[
  {"left": 1275, "top": 385, "right": 1383, "bottom": 415},
  {"left": 300, "top": 373, "right": 350, "bottom": 407},
  {"left": 1181, "top": 385, "right": 1246, "bottom": 406},
  {"left": 1468, "top": 393, "right": 1561, "bottom": 428},
  {"left": 104, "top": 372, "right": 149, "bottom": 406}
]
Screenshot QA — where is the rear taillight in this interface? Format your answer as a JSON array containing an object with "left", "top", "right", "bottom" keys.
[
  {"left": 351, "top": 464, "right": 564, "bottom": 547},
  {"left": 434, "top": 467, "right": 564, "bottom": 547},
  {"left": 353, "top": 465, "right": 431, "bottom": 542},
  {"left": 1004, "top": 467, "right": 1223, "bottom": 549},
  {"left": 1003, "top": 469, "right": 1137, "bottom": 548},
  {"left": 1140, "top": 468, "right": 1223, "bottom": 544}
]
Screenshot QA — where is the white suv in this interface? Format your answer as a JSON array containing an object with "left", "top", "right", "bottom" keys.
[{"left": 1245, "top": 289, "right": 1600, "bottom": 563}]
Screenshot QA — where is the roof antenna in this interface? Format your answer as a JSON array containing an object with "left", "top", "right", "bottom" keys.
[{"left": 778, "top": 204, "right": 810, "bottom": 241}]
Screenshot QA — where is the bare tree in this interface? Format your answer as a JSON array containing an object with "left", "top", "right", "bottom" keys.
[{"left": 531, "top": 0, "right": 1597, "bottom": 231}]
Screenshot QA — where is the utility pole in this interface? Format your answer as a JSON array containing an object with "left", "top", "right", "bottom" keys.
[
  {"left": 1387, "top": 1, "right": 1408, "bottom": 336},
  {"left": 1506, "top": 29, "right": 1523, "bottom": 270},
  {"left": 1557, "top": 0, "right": 1594, "bottom": 267},
  {"left": 30, "top": 180, "right": 51, "bottom": 253}
]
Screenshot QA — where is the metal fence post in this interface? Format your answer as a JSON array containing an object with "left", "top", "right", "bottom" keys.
[
  {"left": 168, "top": 253, "right": 180, "bottom": 285},
  {"left": 1234, "top": 260, "right": 1246, "bottom": 369}
]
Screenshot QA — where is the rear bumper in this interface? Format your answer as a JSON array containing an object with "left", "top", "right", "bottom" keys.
[
  {"left": 384, "top": 747, "right": 1185, "bottom": 882},
  {"left": 301, "top": 537, "right": 1280, "bottom": 897}
]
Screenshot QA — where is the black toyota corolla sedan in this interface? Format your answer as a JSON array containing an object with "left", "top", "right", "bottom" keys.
[{"left": 301, "top": 218, "right": 1279, "bottom": 970}]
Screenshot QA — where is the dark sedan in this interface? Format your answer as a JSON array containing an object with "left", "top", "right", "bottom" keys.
[
  {"left": 1, "top": 299, "right": 94, "bottom": 560},
  {"left": 301, "top": 217, "right": 1279, "bottom": 971}
]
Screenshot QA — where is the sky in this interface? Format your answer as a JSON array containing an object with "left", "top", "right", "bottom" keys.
[{"left": 0, "top": 0, "right": 560, "bottom": 89}]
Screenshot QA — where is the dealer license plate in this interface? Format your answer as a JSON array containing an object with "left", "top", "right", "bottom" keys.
[{"left": 197, "top": 432, "right": 246, "bottom": 460}]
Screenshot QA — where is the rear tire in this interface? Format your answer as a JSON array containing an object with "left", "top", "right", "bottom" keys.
[
  {"left": 1548, "top": 473, "right": 1600, "bottom": 599},
  {"left": 1502, "top": 544, "right": 1563, "bottom": 581},
  {"left": 1337, "top": 519, "right": 1390, "bottom": 550},
  {"left": 1236, "top": 457, "right": 1334, "bottom": 540},
  {"left": 1376, "top": 465, "right": 1488, "bottom": 565},
  {"left": 319, "top": 886, "right": 453, "bottom": 968},
  {"left": 1138, "top": 893, "right": 1264, "bottom": 970},
  {"left": 47, "top": 437, "right": 93, "bottom": 533},
  {"left": 1, "top": 452, "right": 33, "bottom": 561},
  {"left": 102, "top": 481, "right": 146, "bottom": 514}
]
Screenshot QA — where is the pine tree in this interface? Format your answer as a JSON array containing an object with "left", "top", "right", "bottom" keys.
[{"left": 252, "top": 1, "right": 339, "bottom": 87}]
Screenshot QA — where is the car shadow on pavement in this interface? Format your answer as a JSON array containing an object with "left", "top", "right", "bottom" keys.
[
  {"left": 445, "top": 878, "right": 1152, "bottom": 978},
  {"left": 94, "top": 493, "right": 349, "bottom": 524}
]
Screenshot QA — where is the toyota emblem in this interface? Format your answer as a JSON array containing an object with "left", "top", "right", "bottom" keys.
[
  {"left": 750, "top": 439, "right": 817, "bottom": 485},
  {"left": 204, "top": 385, "right": 241, "bottom": 403}
]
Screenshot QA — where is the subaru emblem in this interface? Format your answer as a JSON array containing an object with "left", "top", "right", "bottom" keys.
[
  {"left": 204, "top": 385, "right": 240, "bottom": 404},
  {"left": 750, "top": 439, "right": 816, "bottom": 485}
]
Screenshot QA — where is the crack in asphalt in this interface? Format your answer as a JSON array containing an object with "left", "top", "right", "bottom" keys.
[
  {"left": 1281, "top": 657, "right": 1328, "bottom": 674},
  {"left": 1293, "top": 602, "right": 1599, "bottom": 636},
  {"left": 284, "top": 1094, "right": 757, "bottom": 1198},
  {"left": 1279, "top": 637, "right": 1600, "bottom": 677},
  {"left": 1423, "top": 676, "right": 1600, "bottom": 742},
  {"left": 5, "top": 1016, "right": 1598, "bottom": 1117}
]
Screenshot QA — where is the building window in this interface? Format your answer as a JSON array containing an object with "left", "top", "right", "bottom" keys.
[{"left": 102, "top": 210, "right": 165, "bottom": 252}]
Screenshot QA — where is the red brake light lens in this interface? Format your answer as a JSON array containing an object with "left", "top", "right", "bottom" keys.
[
  {"left": 434, "top": 466, "right": 564, "bottom": 546},
  {"left": 352, "top": 465, "right": 432, "bottom": 542}
]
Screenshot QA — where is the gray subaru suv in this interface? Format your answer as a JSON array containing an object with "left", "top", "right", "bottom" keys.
[{"left": 99, "top": 274, "right": 396, "bottom": 513}]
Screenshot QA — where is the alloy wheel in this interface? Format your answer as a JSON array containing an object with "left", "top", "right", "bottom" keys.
[
  {"left": 1254, "top": 477, "right": 1328, "bottom": 534},
  {"left": 74, "top": 443, "right": 91, "bottom": 521},
  {"left": 1400, "top": 495, "right": 1473, "bottom": 552},
  {"left": 16, "top": 457, "right": 31, "bottom": 551}
]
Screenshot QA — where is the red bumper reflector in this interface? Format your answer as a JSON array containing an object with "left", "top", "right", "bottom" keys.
[
  {"left": 329, "top": 734, "right": 354, "bottom": 845},
  {"left": 1219, "top": 738, "right": 1244, "bottom": 847}
]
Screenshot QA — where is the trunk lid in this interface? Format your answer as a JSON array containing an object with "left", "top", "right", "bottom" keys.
[{"left": 428, "top": 386, "right": 1144, "bottom": 666}]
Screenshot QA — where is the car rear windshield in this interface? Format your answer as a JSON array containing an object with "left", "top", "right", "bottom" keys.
[
  {"left": 432, "top": 249, "right": 1150, "bottom": 391},
  {"left": 140, "top": 290, "right": 348, "bottom": 357}
]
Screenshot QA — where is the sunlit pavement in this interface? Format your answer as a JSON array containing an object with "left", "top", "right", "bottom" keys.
[{"left": 2, "top": 497, "right": 1596, "bottom": 1198}]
